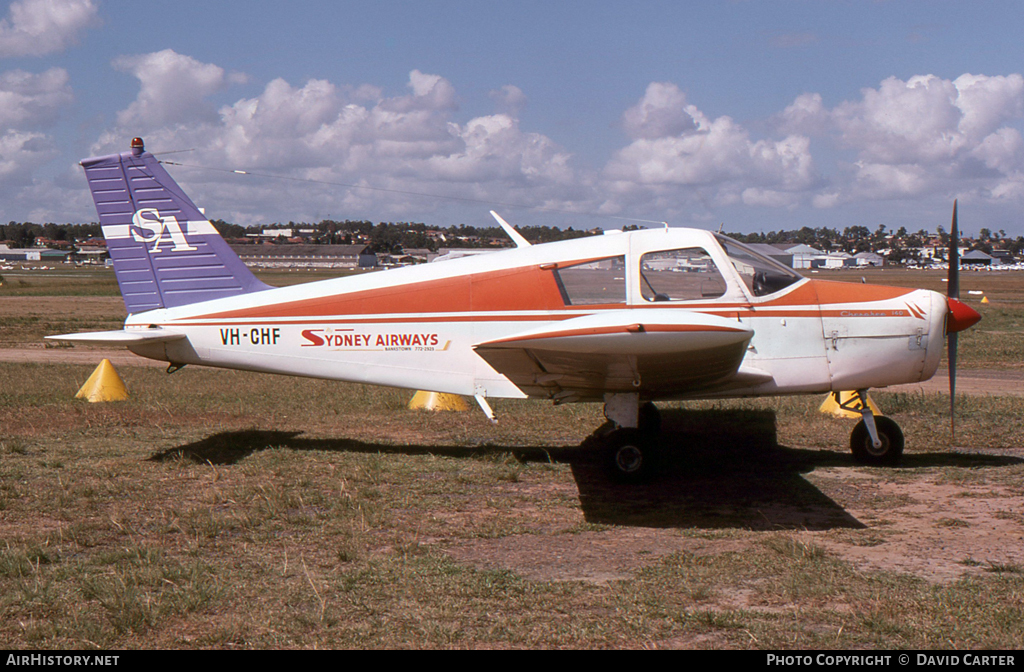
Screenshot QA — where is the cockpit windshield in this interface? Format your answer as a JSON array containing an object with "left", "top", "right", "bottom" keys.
[{"left": 713, "top": 234, "right": 803, "bottom": 297}]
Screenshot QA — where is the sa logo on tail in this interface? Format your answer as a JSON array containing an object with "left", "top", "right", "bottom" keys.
[{"left": 130, "top": 208, "right": 198, "bottom": 253}]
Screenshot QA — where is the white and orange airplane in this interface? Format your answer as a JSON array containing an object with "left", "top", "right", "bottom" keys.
[{"left": 50, "top": 138, "right": 981, "bottom": 479}]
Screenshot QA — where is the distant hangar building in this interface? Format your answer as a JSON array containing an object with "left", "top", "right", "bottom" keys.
[
  {"left": 228, "top": 244, "right": 378, "bottom": 269},
  {"left": 0, "top": 244, "right": 71, "bottom": 263}
]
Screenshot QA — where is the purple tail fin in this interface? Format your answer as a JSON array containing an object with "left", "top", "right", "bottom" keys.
[{"left": 80, "top": 138, "right": 271, "bottom": 315}]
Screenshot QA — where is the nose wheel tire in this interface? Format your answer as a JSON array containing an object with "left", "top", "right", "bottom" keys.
[{"left": 850, "top": 416, "right": 904, "bottom": 466}]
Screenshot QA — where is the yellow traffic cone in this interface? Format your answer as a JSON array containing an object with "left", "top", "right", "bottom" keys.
[
  {"left": 819, "top": 390, "right": 882, "bottom": 418},
  {"left": 75, "top": 359, "right": 129, "bottom": 402},
  {"left": 981, "top": 296, "right": 989, "bottom": 304},
  {"left": 408, "top": 391, "right": 469, "bottom": 412}
]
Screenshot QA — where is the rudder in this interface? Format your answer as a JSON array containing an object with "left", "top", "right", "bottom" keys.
[{"left": 81, "top": 137, "right": 271, "bottom": 314}]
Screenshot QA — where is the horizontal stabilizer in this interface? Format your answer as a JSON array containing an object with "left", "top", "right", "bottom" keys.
[{"left": 46, "top": 328, "right": 186, "bottom": 346}]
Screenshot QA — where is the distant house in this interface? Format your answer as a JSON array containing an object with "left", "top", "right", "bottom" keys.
[
  {"left": 397, "top": 248, "right": 433, "bottom": 264},
  {"left": 382, "top": 249, "right": 434, "bottom": 266},
  {"left": 854, "top": 252, "right": 885, "bottom": 267},
  {"left": 33, "top": 238, "right": 73, "bottom": 250},
  {"left": 811, "top": 251, "right": 854, "bottom": 269},
  {"left": 990, "top": 250, "right": 1015, "bottom": 265},
  {"left": 72, "top": 239, "right": 109, "bottom": 263},
  {"left": 779, "top": 244, "right": 827, "bottom": 269},
  {"left": 961, "top": 250, "right": 994, "bottom": 266}
]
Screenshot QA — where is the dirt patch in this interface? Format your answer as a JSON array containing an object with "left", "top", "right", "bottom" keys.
[
  {"left": 444, "top": 529, "right": 752, "bottom": 584},
  {"left": 889, "top": 369, "right": 1024, "bottom": 397},
  {"left": 805, "top": 468, "right": 1024, "bottom": 582},
  {"left": 442, "top": 450, "right": 1024, "bottom": 585},
  {"left": 0, "top": 347, "right": 164, "bottom": 367}
]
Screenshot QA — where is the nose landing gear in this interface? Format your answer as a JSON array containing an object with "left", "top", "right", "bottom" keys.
[{"left": 838, "top": 389, "right": 905, "bottom": 465}]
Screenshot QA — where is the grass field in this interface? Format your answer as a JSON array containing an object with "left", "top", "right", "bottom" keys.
[{"left": 1, "top": 265, "right": 1022, "bottom": 649}]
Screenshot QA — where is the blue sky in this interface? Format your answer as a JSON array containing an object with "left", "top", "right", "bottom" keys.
[{"left": 4, "top": 0, "right": 1024, "bottom": 236}]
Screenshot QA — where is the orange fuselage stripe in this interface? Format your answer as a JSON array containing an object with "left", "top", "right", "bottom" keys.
[{"left": 184, "top": 275, "right": 919, "bottom": 323}]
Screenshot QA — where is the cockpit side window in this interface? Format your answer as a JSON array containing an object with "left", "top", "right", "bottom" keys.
[
  {"left": 714, "top": 234, "right": 803, "bottom": 297},
  {"left": 552, "top": 256, "right": 626, "bottom": 305},
  {"left": 639, "top": 248, "right": 726, "bottom": 302}
]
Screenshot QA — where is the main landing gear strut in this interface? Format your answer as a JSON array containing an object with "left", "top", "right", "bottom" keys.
[
  {"left": 598, "top": 393, "right": 662, "bottom": 481},
  {"left": 838, "top": 389, "right": 905, "bottom": 466}
]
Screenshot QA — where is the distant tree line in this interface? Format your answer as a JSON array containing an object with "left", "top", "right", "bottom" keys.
[
  {"left": 0, "top": 218, "right": 597, "bottom": 254},
  {"left": 247, "top": 219, "right": 598, "bottom": 254},
  {"left": 4, "top": 218, "right": 1023, "bottom": 258},
  {"left": 726, "top": 224, "right": 1024, "bottom": 258},
  {"left": 1, "top": 221, "right": 102, "bottom": 248}
]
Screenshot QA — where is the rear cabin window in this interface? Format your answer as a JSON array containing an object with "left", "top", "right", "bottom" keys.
[
  {"left": 639, "top": 248, "right": 727, "bottom": 301},
  {"left": 553, "top": 256, "right": 626, "bottom": 305}
]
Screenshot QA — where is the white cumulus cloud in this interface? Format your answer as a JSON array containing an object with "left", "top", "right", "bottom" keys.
[
  {"left": 0, "top": 130, "right": 58, "bottom": 184},
  {"left": 489, "top": 85, "right": 527, "bottom": 115},
  {"left": 0, "top": 68, "right": 73, "bottom": 128},
  {"left": 111, "top": 49, "right": 248, "bottom": 130},
  {"left": 603, "top": 83, "right": 819, "bottom": 213},
  {"left": 0, "top": 0, "right": 98, "bottom": 58},
  {"left": 92, "top": 62, "right": 579, "bottom": 224},
  {"left": 621, "top": 82, "right": 696, "bottom": 140},
  {"left": 0, "top": 66, "right": 75, "bottom": 221},
  {"left": 775, "top": 92, "right": 828, "bottom": 137},
  {"left": 798, "top": 73, "right": 1024, "bottom": 204},
  {"left": 83, "top": 56, "right": 1024, "bottom": 226},
  {"left": 833, "top": 75, "right": 967, "bottom": 164}
]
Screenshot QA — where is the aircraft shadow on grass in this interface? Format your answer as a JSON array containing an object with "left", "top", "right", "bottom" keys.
[{"left": 150, "top": 407, "right": 1023, "bottom": 532}]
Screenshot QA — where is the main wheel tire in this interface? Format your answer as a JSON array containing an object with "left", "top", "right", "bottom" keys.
[
  {"left": 605, "top": 428, "right": 656, "bottom": 482},
  {"left": 850, "top": 416, "right": 904, "bottom": 466}
]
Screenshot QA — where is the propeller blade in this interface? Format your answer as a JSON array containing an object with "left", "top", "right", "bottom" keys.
[
  {"left": 948, "top": 200, "right": 959, "bottom": 299},
  {"left": 947, "top": 200, "right": 960, "bottom": 444},
  {"left": 946, "top": 298, "right": 983, "bottom": 443},
  {"left": 948, "top": 331, "right": 957, "bottom": 444}
]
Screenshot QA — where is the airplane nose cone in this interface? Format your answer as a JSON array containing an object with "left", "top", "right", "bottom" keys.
[{"left": 947, "top": 297, "right": 982, "bottom": 334}]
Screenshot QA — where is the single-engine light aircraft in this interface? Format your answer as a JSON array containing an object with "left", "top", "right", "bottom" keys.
[{"left": 50, "top": 138, "right": 981, "bottom": 479}]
